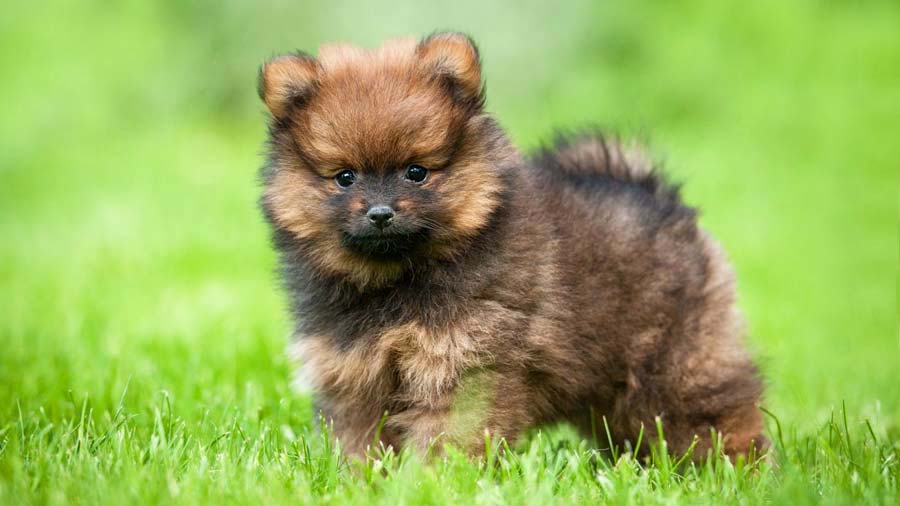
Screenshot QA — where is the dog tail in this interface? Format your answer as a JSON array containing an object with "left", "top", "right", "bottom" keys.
[{"left": 531, "top": 130, "right": 658, "bottom": 183}]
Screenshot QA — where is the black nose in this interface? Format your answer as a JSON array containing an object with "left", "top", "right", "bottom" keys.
[{"left": 366, "top": 205, "right": 394, "bottom": 229}]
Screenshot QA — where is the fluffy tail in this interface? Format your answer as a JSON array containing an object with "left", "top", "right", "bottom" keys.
[{"left": 532, "top": 131, "right": 662, "bottom": 187}]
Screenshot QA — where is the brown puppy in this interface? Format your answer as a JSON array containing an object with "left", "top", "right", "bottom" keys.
[{"left": 258, "top": 33, "right": 766, "bottom": 459}]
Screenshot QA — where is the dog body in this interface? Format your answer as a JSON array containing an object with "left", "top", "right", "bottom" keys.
[{"left": 259, "top": 34, "right": 765, "bottom": 458}]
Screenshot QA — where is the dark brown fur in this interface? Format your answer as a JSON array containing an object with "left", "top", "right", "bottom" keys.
[{"left": 258, "top": 33, "right": 766, "bottom": 459}]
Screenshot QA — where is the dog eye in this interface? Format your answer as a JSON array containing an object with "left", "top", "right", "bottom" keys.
[
  {"left": 404, "top": 164, "right": 428, "bottom": 183},
  {"left": 335, "top": 169, "right": 356, "bottom": 188}
]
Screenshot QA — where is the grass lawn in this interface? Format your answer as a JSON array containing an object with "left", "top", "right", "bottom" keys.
[{"left": 1, "top": 0, "right": 898, "bottom": 504}]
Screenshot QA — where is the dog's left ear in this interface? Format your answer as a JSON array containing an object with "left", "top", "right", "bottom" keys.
[{"left": 417, "top": 32, "right": 483, "bottom": 108}]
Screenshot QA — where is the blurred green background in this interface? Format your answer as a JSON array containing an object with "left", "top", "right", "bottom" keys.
[{"left": 2, "top": 0, "right": 898, "bottom": 439}]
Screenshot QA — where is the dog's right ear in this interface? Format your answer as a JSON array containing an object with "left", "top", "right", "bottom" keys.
[{"left": 258, "top": 53, "right": 319, "bottom": 120}]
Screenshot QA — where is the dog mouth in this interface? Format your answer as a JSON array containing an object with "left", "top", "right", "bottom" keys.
[{"left": 341, "top": 230, "right": 429, "bottom": 261}]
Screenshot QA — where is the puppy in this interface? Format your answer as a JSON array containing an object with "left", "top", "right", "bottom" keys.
[{"left": 258, "top": 33, "right": 766, "bottom": 459}]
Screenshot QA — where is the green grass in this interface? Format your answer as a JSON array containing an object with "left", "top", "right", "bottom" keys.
[{"left": 1, "top": 0, "right": 898, "bottom": 504}]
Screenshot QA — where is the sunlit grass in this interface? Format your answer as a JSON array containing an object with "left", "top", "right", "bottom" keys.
[{"left": 2, "top": 391, "right": 897, "bottom": 504}]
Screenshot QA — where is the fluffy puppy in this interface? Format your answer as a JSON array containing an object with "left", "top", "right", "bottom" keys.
[{"left": 258, "top": 33, "right": 766, "bottom": 459}]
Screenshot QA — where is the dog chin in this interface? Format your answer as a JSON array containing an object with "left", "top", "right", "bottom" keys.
[{"left": 341, "top": 230, "right": 429, "bottom": 261}]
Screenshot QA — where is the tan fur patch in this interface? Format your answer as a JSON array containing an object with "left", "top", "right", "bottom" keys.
[
  {"left": 264, "top": 168, "right": 331, "bottom": 240},
  {"left": 291, "top": 321, "right": 487, "bottom": 407},
  {"left": 440, "top": 161, "right": 503, "bottom": 237},
  {"left": 289, "top": 335, "right": 393, "bottom": 401},
  {"left": 290, "top": 319, "right": 499, "bottom": 455}
]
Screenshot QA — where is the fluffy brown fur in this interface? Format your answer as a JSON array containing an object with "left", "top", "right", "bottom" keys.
[{"left": 258, "top": 33, "right": 767, "bottom": 460}]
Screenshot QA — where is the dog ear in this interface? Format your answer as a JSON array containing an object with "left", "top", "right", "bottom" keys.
[
  {"left": 417, "top": 32, "right": 484, "bottom": 108},
  {"left": 258, "top": 53, "right": 319, "bottom": 120}
]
